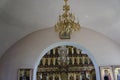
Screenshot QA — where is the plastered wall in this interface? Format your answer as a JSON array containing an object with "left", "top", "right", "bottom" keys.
[{"left": 0, "top": 27, "right": 120, "bottom": 80}]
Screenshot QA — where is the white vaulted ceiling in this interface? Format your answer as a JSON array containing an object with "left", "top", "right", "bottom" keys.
[{"left": 0, "top": 0, "right": 120, "bottom": 58}]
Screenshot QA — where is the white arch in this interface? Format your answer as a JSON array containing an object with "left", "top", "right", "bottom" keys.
[{"left": 33, "top": 42, "right": 100, "bottom": 80}]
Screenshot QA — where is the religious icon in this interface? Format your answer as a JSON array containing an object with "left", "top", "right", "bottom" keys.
[
  {"left": 112, "top": 65, "right": 120, "bottom": 80},
  {"left": 18, "top": 68, "right": 33, "bottom": 80},
  {"left": 99, "top": 66, "right": 114, "bottom": 80}
]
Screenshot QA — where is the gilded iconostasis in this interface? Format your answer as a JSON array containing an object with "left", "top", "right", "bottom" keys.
[{"left": 36, "top": 46, "right": 96, "bottom": 80}]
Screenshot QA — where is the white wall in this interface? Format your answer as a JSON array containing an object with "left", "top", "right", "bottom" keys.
[{"left": 0, "top": 27, "right": 120, "bottom": 80}]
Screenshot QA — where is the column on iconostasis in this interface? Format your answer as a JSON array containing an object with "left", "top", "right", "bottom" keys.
[
  {"left": 43, "top": 58, "right": 45, "bottom": 66},
  {"left": 53, "top": 57, "right": 56, "bottom": 66},
  {"left": 71, "top": 47, "right": 74, "bottom": 55}
]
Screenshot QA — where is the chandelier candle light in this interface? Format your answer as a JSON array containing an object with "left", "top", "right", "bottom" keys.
[{"left": 55, "top": 0, "right": 80, "bottom": 39}]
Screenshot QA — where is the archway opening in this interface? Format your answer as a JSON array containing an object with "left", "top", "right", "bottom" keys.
[{"left": 35, "top": 43, "right": 100, "bottom": 80}]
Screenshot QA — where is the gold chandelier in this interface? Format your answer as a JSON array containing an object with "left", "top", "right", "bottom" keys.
[{"left": 55, "top": 0, "right": 80, "bottom": 39}]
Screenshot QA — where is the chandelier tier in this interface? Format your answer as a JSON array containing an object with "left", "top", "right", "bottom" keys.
[{"left": 55, "top": 0, "right": 80, "bottom": 39}]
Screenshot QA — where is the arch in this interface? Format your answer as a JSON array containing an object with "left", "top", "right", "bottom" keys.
[{"left": 33, "top": 42, "right": 100, "bottom": 80}]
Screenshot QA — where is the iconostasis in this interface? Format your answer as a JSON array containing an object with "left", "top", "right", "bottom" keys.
[{"left": 37, "top": 46, "right": 96, "bottom": 80}]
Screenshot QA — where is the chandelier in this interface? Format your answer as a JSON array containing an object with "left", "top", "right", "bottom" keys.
[{"left": 55, "top": 0, "right": 80, "bottom": 39}]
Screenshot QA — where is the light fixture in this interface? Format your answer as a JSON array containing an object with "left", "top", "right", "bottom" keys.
[{"left": 55, "top": 0, "right": 80, "bottom": 39}]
